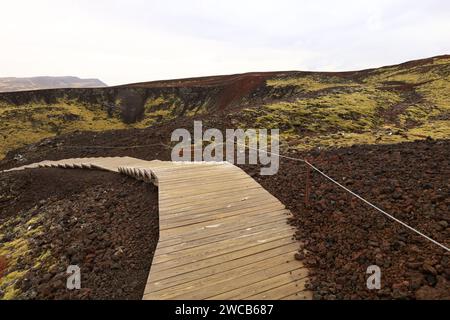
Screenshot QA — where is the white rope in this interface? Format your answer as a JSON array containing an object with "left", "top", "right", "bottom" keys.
[{"left": 236, "top": 142, "right": 449, "bottom": 252}]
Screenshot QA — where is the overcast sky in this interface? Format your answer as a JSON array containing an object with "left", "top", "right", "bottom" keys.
[{"left": 1, "top": 0, "right": 449, "bottom": 85}]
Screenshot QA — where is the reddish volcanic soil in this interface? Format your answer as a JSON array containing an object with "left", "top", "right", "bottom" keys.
[
  {"left": 0, "top": 169, "right": 158, "bottom": 299},
  {"left": 0, "top": 119, "right": 449, "bottom": 299},
  {"left": 243, "top": 138, "right": 450, "bottom": 300}
]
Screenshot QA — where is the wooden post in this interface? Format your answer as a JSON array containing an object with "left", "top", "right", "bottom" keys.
[{"left": 305, "top": 163, "right": 311, "bottom": 208}]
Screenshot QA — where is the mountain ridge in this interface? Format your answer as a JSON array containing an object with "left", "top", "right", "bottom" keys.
[{"left": 0, "top": 76, "right": 106, "bottom": 93}]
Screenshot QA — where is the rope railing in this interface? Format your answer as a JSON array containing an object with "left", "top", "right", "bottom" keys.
[{"left": 22, "top": 140, "right": 450, "bottom": 252}]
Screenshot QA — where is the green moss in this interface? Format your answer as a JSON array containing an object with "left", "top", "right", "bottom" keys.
[
  {"left": 364, "top": 57, "right": 450, "bottom": 85},
  {"left": 267, "top": 74, "right": 357, "bottom": 91},
  {"left": 25, "top": 216, "right": 41, "bottom": 227},
  {"left": 0, "top": 271, "right": 25, "bottom": 300},
  {"left": 135, "top": 94, "right": 181, "bottom": 128},
  {"left": 0, "top": 238, "right": 28, "bottom": 300},
  {"left": 0, "top": 211, "right": 53, "bottom": 299},
  {"left": 249, "top": 87, "right": 402, "bottom": 133},
  {"left": 0, "top": 99, "right": 129, "bottom": 157},
  {"left": 185, "top": 102, "right": 210, "bottom": 117},
  {"left": 144, "top": 96, "right": 166, "bottom": 111},
  {"left": 416, "top": 78, "right": 450, "bottom": 109},
  {"left": 408, "top": 120, "right": 450, "bottom": 139},
  {"left": 24, "top": 226, "right": 43, "bottom": 238},
  {"left": 263, "top": 58, "right": 450, "bottom": 149},
  {"left": 0, "top": 238, "right": 29, "bottom": 260},
  {"left": 240, "top": 73, "right": 450, "bottom": 150},
  {"left": 33, "top": 250, "right": 52, "bottom": 269}
]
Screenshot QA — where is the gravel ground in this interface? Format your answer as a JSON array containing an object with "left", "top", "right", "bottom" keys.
[
  {"left": 0, "top": 168, "right": 159, "bottom": 300},
  {"left": 243, "top": 138, "right": 450, "bottom": 299}
]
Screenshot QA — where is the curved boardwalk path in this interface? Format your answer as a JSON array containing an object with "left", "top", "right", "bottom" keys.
[{"left": 2, "top": 157, "right": 310, "bottom": 300}]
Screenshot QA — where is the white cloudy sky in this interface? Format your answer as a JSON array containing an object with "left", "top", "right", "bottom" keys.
[{"left": 1, "top": 0, "right": 449, "bottom": 85}]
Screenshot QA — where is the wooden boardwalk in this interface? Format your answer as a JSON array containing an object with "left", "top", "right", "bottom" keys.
[{"left": 2, "top": 157, "right": 310, "bottom": 300}]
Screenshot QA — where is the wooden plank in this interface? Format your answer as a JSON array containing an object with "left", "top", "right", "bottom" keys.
[
  {"left": 152, "top": 226, "right": 295, "bottom": 266},
  {"left": 159, "top": 193, "right": 282, "bottom": 212},
  {"left": 147, "top": 237, "right": 297, "bottom": 283},
  {"left": 158, "top": 181, "right": 259, "bottom": 199},
  {"left": 159, "top": 205, "right": 289, "bottom": 232},
  {"left": 154, "top": 221, "right": 296, "bottom": 258},
  {"left": 208, "top": 267, "right": 309, "bottom": 300},
  {"left": 159, "top": 209, "right": 291, "bottom": 235},
  {"left": 145, "top": 252, "right": 299, "bottom": 300},
  {"left": 156, "top": 171, "right": 244, "bottom": 184},
  {"left": 156, "top": 214, "right": 289, "bottom": 249},
  {"left": 159, "top": 204, "right": 285, "bottom": 223},
  {"left": 158, "top": 174, "right": 253, "bottom": 190},
  {"left": 243, "top": 278, "right": 310, "bottom": 300},
  {"left": 279, "top": 291, "right": 313, "bottom": 300},
  {"left": 159, "top": 185, "right": 264, "bottom": 204},
  {"left": 160, "top": 257, "right": 304, "bottom": 300},
  {"left": 158, "top": 195, "right": 283, "bottom": 216},
  {"left": 145, "top": 243, "right": 299, "bottom": 294}
]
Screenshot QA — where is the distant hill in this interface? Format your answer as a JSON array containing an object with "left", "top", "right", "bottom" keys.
[
  {"left": 0, "top": 76, "right": 106, "bottom": 92},
  {"left": 0, "top": 55, "right": 448, "bottom": 159}
]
